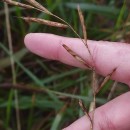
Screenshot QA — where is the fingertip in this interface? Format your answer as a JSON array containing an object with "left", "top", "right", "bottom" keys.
[
  {"left": 24, "top": 33, "right": 56, "bottom": 50},
  {"left": 23, "top": 33, "right": 62, "bottom": 60},
  {"left": 24, "top": 33, "right": 48, "bottom": 56},
  {"left": 24, "top": 33, "right": 33, "bottom": 50}
]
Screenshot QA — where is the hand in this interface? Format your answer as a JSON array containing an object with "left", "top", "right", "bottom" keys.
[{"left": 24, "top": 33, "right": 130, "bottom": 130}]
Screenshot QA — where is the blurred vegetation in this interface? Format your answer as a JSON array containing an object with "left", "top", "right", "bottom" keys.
[{"left": 0, "top": 0, "right": 130, "bottom": 130}]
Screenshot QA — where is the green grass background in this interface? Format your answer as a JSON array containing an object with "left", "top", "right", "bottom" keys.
[{"left": 0, "top": 0, "right": 130, "bottom": 130}]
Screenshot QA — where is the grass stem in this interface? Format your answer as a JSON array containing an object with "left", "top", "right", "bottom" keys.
[{"left": 4, "top": 2, "right": 21, "bottom": 130}]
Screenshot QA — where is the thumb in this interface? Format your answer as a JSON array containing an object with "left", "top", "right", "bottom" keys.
[{"left": 63, "top": 92, "right": 130, "bottom": 130}]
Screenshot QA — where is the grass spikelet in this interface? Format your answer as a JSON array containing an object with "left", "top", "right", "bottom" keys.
[
  {"left": 77, "top": 6, "right": 87, "bottom": 46},
  {"left": 79, "top": 100, "right": 92, "bottom": 124},
  {"left": 62, "top": 44, "right": 91, "bottom": 69},
  {"left": 96, "top": 68, "right": 117, "bottom": 94},
  {"left": 26, "top": 0, "right": 51, "bottom": 14},
  {"left": 19, "top": 17, "right": 68, "bottom": 28},
  {"left": 77, "top": 6, "right": 91, "bottom": 56},
  {"left": 2, "top": 0, "right": 34, "bottom": 9}
]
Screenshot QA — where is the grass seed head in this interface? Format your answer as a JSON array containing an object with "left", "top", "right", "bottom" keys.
[
  {"left": 26, "top": 0, "right": 51, "bottom": 14},
  {"left": 77, "top": 5, "right": 94, "bottom": 68},
  {"left": 95, "top": 68, "right": 117, "bottom": 94},
  {"left": 78, "top": 5, "right": 88, "bottom": 48},
  {"left": 62, "top": 44, "right": 91, "bottom": 68},
  {"left": 20, "top": 17, "right": 68, "bottom": 28},
  {"left": 3, "top": 0, "right": 35, "bottom": 9}
]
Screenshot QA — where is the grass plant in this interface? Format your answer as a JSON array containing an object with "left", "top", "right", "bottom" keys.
[{"left": 0, "top": 0, "right": 130, "bottom": 130}]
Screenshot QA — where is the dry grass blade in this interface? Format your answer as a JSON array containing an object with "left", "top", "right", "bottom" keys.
[
  {"left": 96, "top": 68, "right": 117, "bottom": 94},
  {"left": 4, "top": 2, "right": 21, "bottom": 130},
  {"left": 19, "top": 17, "right": 68, "bottom": 28},
  {"left": 26, "top": 0, "right": 51, "bottom": 14},
  {"left": 62, "top": 44, "right": 91, "bottom": 69},
  {"left": 79, "top": 100, "right": 92, "bottom": 128},
  {"left": 3, "top": 0, "right": 35, "bottom": 9}
]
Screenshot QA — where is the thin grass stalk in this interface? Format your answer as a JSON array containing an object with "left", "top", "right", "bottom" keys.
[
  {"left": 77, "top": 8, "right": 96, "bottom": 128},
  {"left": 77, "top": 5, "right": 97, "bottom": 129},
  {"left": 90, "top": 94, "right": 96, "bottom": 130},
  {"left": 27, "top": 94, "right": 36, "bottom": 130},
  {"left": 107, "top": 81, "right": 118, "bottom": 101},
  {"left": 79, "top": 100, "right": 93, "bottom": 129},
  {"left": 89, "top": 71, "right": 97, "bottom": 130},
  {"left": 4, "top": 3, "right": 21, "bottom": 130},
  {"left": 0, "top": 83, "right": 99, "bottom": 102}
]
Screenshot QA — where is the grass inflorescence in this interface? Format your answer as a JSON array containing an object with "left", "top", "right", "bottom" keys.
[{"left": 0, "top": 0, "right": 130, "bottom": 130}]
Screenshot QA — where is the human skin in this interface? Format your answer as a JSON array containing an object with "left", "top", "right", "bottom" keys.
[{"left": 24, "top": 33, "right": 130, "bottom": 130}]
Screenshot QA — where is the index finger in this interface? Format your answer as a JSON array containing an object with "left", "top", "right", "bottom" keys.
[{"left": 24, "top": 33, "right": 130, "bottom": 86}]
